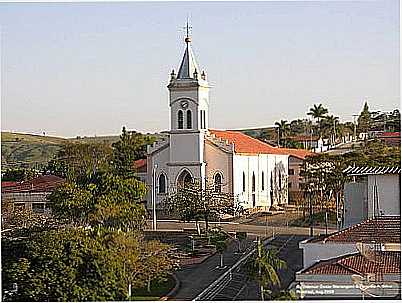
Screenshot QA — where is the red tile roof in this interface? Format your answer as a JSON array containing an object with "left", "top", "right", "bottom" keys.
[
  {"left": 208, "top": 129, "right": 288, "bottom": 155},
  {"left": 378, "top": 132, "right": 400, "bottom": 138},
  {"left": 279, "top": 148, "right": 315, "bottom": 160},
  {"left": 301, "top": 251, "right": 400, "bottom": 276},
  {"left": 313, "top": 216, "right": 401, "bottom": 244},
  {"left": 1, "top": 175, "right": 65, "bottom": 193},
  {"left": 133, "top": 159, "right": 147, "bottom": 173}
]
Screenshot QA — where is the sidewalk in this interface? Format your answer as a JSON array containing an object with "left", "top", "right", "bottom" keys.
[{"left": 172, "top": 237, "right": 256, "bottom": 300}]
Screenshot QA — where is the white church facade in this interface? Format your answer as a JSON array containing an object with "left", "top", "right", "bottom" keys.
[{"left": 145, "top": 31, "right": 291, "bottom": 211}]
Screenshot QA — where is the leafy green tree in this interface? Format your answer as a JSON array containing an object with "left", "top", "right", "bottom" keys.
[
  {"left": 111, "top": 126, "right": 155, "bottom": 179},
  {"left": 49, "top": 173, "right": 147, "bottom": 230},
  {"left": 163, "top": 178, "right": 235, "bottom": 233},
  {"left": 357, "top": 102, "right": 371, "bottom": 133},
  {"left": 246, "top": 240, "right": 287, "bottom": 300},
  {"left": 2, "top": 168, "right": 35, "bottom": 182},
  {"left": 2, "top": 228, "right": 173, "bottom": 301},
  {"left": 46, "top": 142, "right": 112, "bottom": 184}
]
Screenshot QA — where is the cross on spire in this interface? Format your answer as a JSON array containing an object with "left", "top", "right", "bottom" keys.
[{"left": 183, "top": 18, "right": 192, "bottom": 43}]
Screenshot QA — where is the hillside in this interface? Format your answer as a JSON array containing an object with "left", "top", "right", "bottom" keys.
[
  {"left": 1, "top": 132, "right": 159, "bottom": 170},
  {"left": 1, "top": 132, "right": 68, "bottom": 169}
]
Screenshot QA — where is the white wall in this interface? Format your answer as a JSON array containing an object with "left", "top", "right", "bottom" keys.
[
  {"left": 367, "top": 174, "right": 401, "bottom": 217},
  {"left": 299, "top": 240, "right": 358, "bottom": 268},
  {"left": 204, "top": 141, "right": 232, "bottom": 193},
  {"left": 233, "top": 153, "right": 288, "bottom": 209}
]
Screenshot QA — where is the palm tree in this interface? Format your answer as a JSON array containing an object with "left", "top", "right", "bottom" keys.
[
  {"left": 322, "top": 115, "right": 339, "bottom": 144},
  {"left": 307, "top": 104, "right": 329, "bottom": 136},
  {"left": 246, "top": 239, "right": 287, "bottom": 300},
  {"left": 274, "top": 120, "right": 290, "bottom": 147}
]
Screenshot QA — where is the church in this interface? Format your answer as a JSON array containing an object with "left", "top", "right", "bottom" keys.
[{"left": 145, "top": 29, "right": 295, "bottom": 212}]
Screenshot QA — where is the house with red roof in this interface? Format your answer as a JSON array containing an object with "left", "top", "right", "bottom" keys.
[
  {"left": 1, "top": 175, "right": 65, "bottom": 213},
  {"left": 293, "top": 216, "right": 401, "bottom": 299},
  {"left": 145, "top": 32, "right": 315, "bottom": 212}
]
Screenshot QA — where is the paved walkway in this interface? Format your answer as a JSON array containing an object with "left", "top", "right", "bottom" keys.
[{"left": 173, "top": 237, "right": 256, "bottom": 300}]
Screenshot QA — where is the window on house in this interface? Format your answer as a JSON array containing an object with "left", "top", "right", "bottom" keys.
[
  {"left": 187, "top": 110, "right": 192, "bottom": 129},
  {"left": 288, "top": 182, "right": 292, "bottom": 189},
  {"left": 159, "top": 174, "right": 166, "bottom": 194},
  {"left": 214, "top": 173, "right": 222, "bottom": 192},
  {"left": 261, "top": 171, "right": 265, "bottom": 190},
  {"left": 242, "top": 172, "right": 246, "bottom": 192},
  {"left": 178, "top": 110, "right": 183, "bottom": 129},
  {"left": 289, "top": 168, "right": 295, "bottom": 175},
  {"left": 252, "top": 172, "right": 256, "bottom": 192}
]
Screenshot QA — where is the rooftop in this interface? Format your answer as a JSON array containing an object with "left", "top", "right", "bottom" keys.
[
  {"left": 343, "top": 166, "right": 401, "bottom": 176},
  {"left": 308, "top": 216, "right": 401, "bottom": 244},
  {"left": 1, "top": 175, "right": 65, "bottom": 194},
  {"left": 208, "top": 129, "right": 288, "bottom": 155},
  {"left": 300, "top": 251, "right": 400, "bottom": 276}
]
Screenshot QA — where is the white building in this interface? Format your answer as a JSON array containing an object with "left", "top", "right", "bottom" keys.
[
  {"left": 343, "top": 166, "right": 401, "bottom": 227},
  {"left": 146, "top": 30, "right": 291, "bottom": 211},
  {"left": 294, "top": 216, "right": 401, "bottom": 299}
]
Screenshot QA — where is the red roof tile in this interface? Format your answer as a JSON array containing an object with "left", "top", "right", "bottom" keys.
[
  {"left": 133, "top": 159, "right": 147, "bottom": 173},
  {"left": 208, "top": 129, "right": 288, "bottom": 155},
  {"left": 314, "top": 216, "right": 401, "bottom": 244},
  {"left": 279, "top": 148, "right": 315, "bottom": 160},
  {"left": 301, "top": 251, "right": 401, "bottom": 276},
  {"left": 1, "top": 175, "right": 65, "bottom": 193}
]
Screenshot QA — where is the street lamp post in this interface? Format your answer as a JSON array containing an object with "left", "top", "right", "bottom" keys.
[{"left": 152, "top": 164, "right": 158, "bottom": 231}]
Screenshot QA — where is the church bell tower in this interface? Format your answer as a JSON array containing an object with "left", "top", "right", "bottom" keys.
[{"left": 167, "top": 22, "right": 209, "bottom": 184}]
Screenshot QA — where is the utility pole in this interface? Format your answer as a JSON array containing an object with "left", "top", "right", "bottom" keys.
[
  {"left": 152, "top": 164, "right": 158, "bottom": 231},
  {"left": 353, "top": 114, "right": 359, "bottom": 141},
  {"left": 309, "top": 189, "right": 313, "bottom": 237}
]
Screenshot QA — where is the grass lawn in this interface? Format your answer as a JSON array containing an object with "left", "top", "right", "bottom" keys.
[{"left": 130, "top": 275, "right": 176, "bottom": 301}]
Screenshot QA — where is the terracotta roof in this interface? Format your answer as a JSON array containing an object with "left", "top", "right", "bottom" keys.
[
  {"left": 1, "top": 175, "right": 65, "bottom": 194},
  {"left": 319, "top": 216, "right": 401, "bottom": 244},
  {"left": 378, "top": 132, "right": 400, "bottom": 138},
  {"left": 343, "top": 166, "right": 401, "bottom": 176},
  {"left": 279, "top": 148, "right": 315, "bottom": 160},
  {"left": 301, "top": 251, "right": 400, "bottom": 276},
  {"left": 1, "top": 181, "right": 18, "bottom": 188},
  {"left": 208, "top": 129, "right": 288, "bottom": 155},
  {"left": 133, "top": 159, "right": 147, "bottom": 173}
]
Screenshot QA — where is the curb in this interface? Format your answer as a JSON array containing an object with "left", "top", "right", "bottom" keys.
[{"left": 159, "top": 273, "right": 181, "bottom": 301}]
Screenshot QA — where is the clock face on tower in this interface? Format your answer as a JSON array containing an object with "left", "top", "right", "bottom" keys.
[{"left": 180, "top": 100, "right": 189, "bottom": 109}]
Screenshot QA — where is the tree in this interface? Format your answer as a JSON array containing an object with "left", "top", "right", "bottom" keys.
[
  {"left": 357, "top": 102, "right": 371, "bottom": 133},
  {"left": 2, "top": 168, "right": 35, "bottom": 182},
  {"left": 321, "top": 115, "right": 339, "bottom": 143},
  {"left": 111, "top": 127, "right": 155, "bottom": 179},
  {"left": 307, "top": 104, "right": 329, "bottom": 136},
  {"left": 2, "top": 228, "right": 174, "bottom": 301},
  {"left": 49, "top": 173, "right": 147, "bottom": 230},
  {"left": 163, "top": 178, "right": 235, "bottom": 234},
  {"left": 246, "top": 240, "right": 287, "bottom": 300},
  {"left": 275, "top": 120, "right": 290, "bottom": 147},
  {"left": 46, "top": 142, "right": 112, "bottom": 184}
]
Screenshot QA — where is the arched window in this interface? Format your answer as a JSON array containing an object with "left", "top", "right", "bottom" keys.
[
  {"left": 177, "top": 170, "right": 192, "bottom": 188},
  {"left": 158, "top": 174, "right": 166, "bottom": 194},
  {"left": 252, "top": 172, "right": 256, "bottom": 192},
  {"left": 178, "top": 110, "right": 183, "bottom": 129},
  {"left": 214, "top": 173, "right": 222, "bottom": 192},
  {"left": 187, "top": 110, "right": 192, "bottom": 129},
  {"left": 261, "top": 171, "right": 265, "bottom": 191},
  {"left": 242, "top": 172, "right": 246, "bottom": 192}
]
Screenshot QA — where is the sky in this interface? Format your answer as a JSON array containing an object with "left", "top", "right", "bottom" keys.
[{"left": 0, "top": 1, "right": 399, "bottom": 138}]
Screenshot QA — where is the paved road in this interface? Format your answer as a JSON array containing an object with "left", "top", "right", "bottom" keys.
[
  {"left": 173, "top": 237, "right": 257, "bottom": 300},
  {"left": 147, "top": 220, "right": 335, "bottom": 237}
]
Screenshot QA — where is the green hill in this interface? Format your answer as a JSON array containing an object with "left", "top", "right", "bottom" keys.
[{"left": 1, "top": 131, "right": 159, "bottom": 170}]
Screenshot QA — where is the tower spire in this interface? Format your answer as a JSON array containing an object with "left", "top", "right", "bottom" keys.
[{"left": 177, "top": 20, "right": 200, "bottom": 79}]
